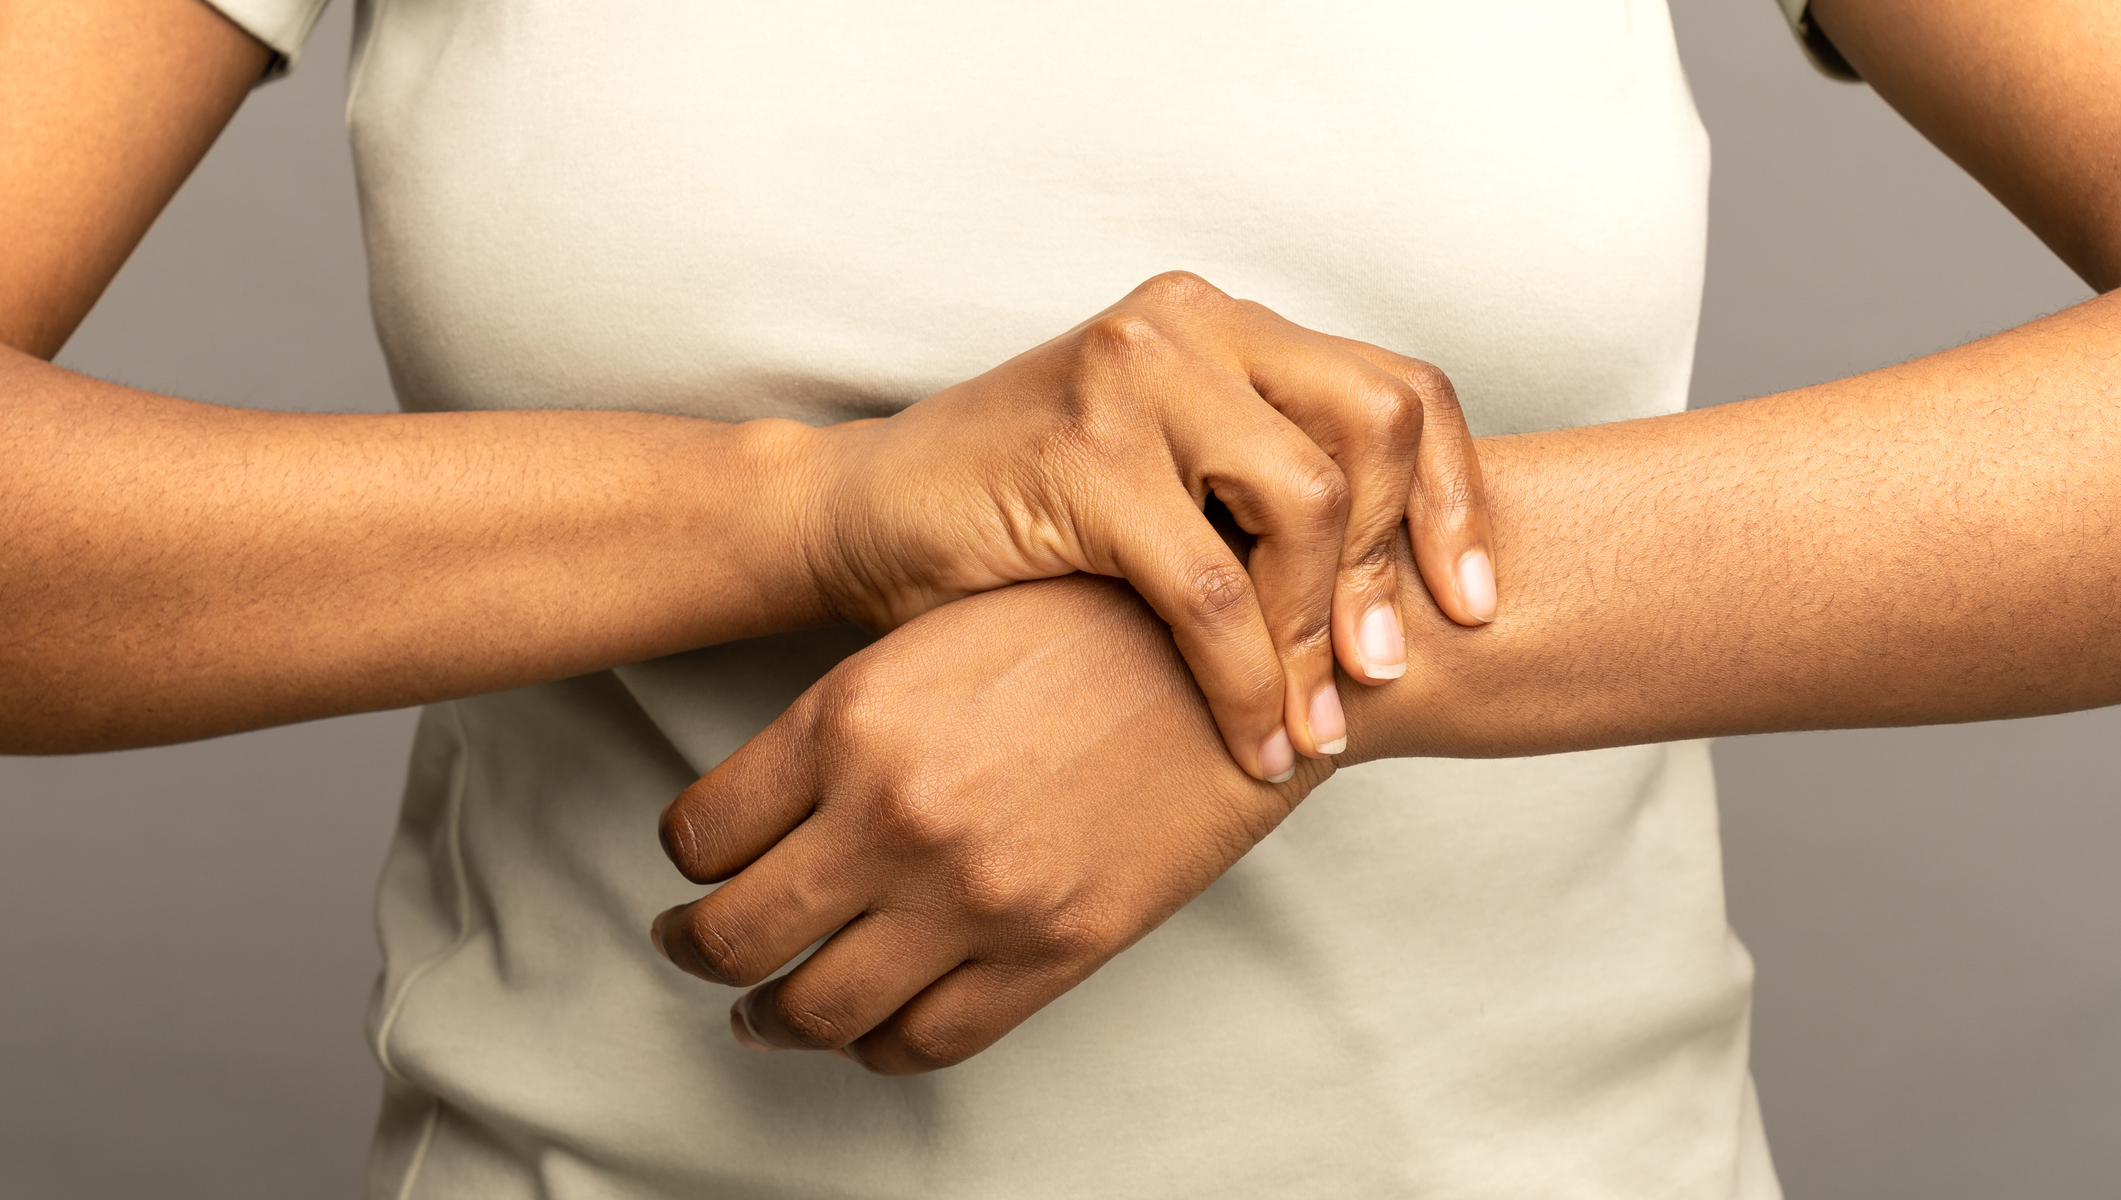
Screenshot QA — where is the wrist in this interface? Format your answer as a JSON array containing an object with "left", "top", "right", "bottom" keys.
[
  {"left": 1334, "top": 532, "right": 1528, "bottom": 766},
  {"left": 697, "top": 415, "right": 860, "bottom": 636},
  {"left": 1332, "top": 430, "right": 1636, "bottom": 764},
  {"left": 784, "top": 416, "right": 898, "bottom": 630}
]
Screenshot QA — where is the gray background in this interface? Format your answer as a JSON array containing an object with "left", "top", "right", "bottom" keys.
[{"left": 2, "top": 1, "right": 2115, "bottom": 1195}]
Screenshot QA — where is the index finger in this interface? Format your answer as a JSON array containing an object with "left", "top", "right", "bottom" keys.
[{"left": 1100, "top": 492, "right": 1300, "bottom": 782}]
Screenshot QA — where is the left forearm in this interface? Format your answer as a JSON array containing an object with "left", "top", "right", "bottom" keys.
[{"left": 1343, "top": 290, "right": 2121, "bottom": 762}]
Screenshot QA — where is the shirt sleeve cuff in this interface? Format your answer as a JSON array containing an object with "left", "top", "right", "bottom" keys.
[
  {"left": 1776, "top": 0, "right": 1862, "bottom": 82},
  {"left": 197, "top": 0, "right": 330, "bottom": 82}
]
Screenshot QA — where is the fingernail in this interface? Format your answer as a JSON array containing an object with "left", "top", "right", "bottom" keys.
[
  {"left": 1259, "top": 728, "right": 1296, "bottom": 783},
  {"left": 1357, "top": 604, "right": 1406, "bottom": 680},
  {"left": 649, "top": 913, "right": 673, "bottom": 964},
  {"left": 1457, "top": 548, "right": 1497, "bottom": 624},
  {"left": 730, "top": 998, "right": 776, "bottom": 1052},
  {"left": 830, "top": 1047, "right": 856, "bottom": 1063},
  {"left": 1307, "top": 685, "right": 1347, "bottom": 756}
]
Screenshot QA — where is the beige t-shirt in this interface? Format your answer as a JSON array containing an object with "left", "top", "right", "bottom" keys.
[{"left": 213, "top": 2, "right": 1794, "bottom": 1196}]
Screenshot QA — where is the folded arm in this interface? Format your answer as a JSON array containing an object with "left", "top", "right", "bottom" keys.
[
  {"left": 658, "top": 294, "right": 2121, "bottom": 1071},
  {"left": 660, "top": 0, "right": 2121, "bottom": 1071},
  {"left": 4, "top": 0, "right": 1500, "bottom": 760}
]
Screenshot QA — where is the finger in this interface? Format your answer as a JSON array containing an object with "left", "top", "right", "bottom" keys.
[
  {"left": 1173, "top": 412, "right": 1354, "bottom": 759},
  {"left": 1100, "top": 491, "right": 1296, "bottom": 783},
  {"left": 1338, "top": 344, "right": 1496, "bottom": 627},
  {"left": 846, "top": 957, "right": 1088, "bottom": 1076},
  {"left": 1227, "top": 310, "right": 1426, "bottom": 687},
  {"left": 651, "top": 820, "right": 869, "bottom": 988},
  {"left": 658, "top": 711, "right": 821, "bottom": 884},
  {"left": 728, "top": 910, "right": 969, "bottom": 1053}
]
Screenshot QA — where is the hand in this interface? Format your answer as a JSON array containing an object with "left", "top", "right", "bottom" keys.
[
  {"left": 651, "top": 576, "right": 1337, "bottom": 1073},
  {"left": 806, "top": 271, "right": 1492, "bottom": 781}
]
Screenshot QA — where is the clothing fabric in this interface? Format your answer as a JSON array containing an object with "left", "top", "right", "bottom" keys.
[
  {"left": 208, "top": 0, "right": 325, "bottom": 77},
  {"left": 209, "top": 1, "right": 1802, "bottom": 1196},
  {"left": 1776, "top": 0, "right": 1860, "bottom": 80}
]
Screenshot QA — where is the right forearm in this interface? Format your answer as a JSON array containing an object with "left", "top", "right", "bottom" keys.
[{"left": 0, "top": 348, "right": 838, "bottom": 752}]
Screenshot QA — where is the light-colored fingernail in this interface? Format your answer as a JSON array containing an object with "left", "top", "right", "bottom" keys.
[
  {"left": 1457, "top": 548, "right": 1497, "bottom": 624},
  {"left": 1259, "top": 728, "right": 1296, "bottom": 783},
  {"left": 1307, "top": 684, "right": 1347, "bottom": 757},
  {"left": 830, "top": 1046, "right": 856, "bottom": 1063},
  {"left": 649, "top": 913, "right": 674, "bottom": 964},
  {"left": 730, "top": 999, "right": 776, "bottom": 1052},
  {"left": 1357, "top": 604, "right": 1406, "bottom": 680}
]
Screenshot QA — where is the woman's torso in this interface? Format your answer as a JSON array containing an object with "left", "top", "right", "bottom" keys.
[{"left": 339, "top": 1, "right": 1775, "bottom": 1195}]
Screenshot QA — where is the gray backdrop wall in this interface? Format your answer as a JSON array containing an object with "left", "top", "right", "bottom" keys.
[{"left": 2, "top": 2, "right": 2115, "bottom": 1196}]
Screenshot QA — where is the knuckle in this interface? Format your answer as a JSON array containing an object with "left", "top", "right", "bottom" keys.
[
  {"left": 1285, "top": 610, "right": 1336, "bottom": 657},
  {"left": 1361, "top": 377, "right": 1426, "bottom": 448},
  {"left": 772, "top": 994, "right": 853, "bottom": 1050},
  {"left": 869, "top": 780, "right": 965, "bottom": 854},
  {"left": 1033, "top": 907, "right": 1122, "bottom": 963},
  {"left": 1177, "top": 555, "right": 1256, "bottom": 627},
  {"left": 680, "top": 916, "right": 761, "bottom": 987},
  {"left": 657, "top": 800, "right": 714, "bottom": 882},
  {"left": 1344, "top": 538, "right": 1398, "bottom": 577},
  {"left": 1077, "top": 312, "right": 1169, "bottom": 365},
  {"left": 954, "top": 853, "right": 1075, "bottom": 929},
  {"left": 965, "top": 869, "right": 1124, "bottom": 965},
  {"left": 1403, "top": 358, "right": 1461, "bottom": 412},
  {"left": 894, "top": 1021, "right": 979, "bottom": 1072},
  {"left": 1133, "top": 269, "right": 1225, "bottom": 311},
  {"left": 1284, "top": 461, "right": 1352, "bottom": 526},
  {"left": 813, "top": 671, "right": 896, "bottom": 749},
  {"left": 953, "top": 856, "right": 1028, "bottom": 923}
]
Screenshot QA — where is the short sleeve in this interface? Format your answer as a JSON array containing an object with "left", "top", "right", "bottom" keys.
[
  {"left": 199, "top": 0, "right": 330, "bottom": 82},
  {"left": 1775, "top": 0, "right": 1861, "bottom": 82}
]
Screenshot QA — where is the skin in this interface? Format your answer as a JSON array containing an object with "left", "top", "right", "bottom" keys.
[
  {"left": 654, "top": 0, "right": 2121, "bottom": 1072},
  {"left": 0, "top": 2, "right": 1499, "bottom": 772},
  {"left": 6, "top": 0, "right": 2117, "bottom": 1082}
]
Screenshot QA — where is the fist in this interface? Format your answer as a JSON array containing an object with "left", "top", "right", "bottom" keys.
[{"left": 652, "top": 576, "right": 1337, "bottom": 1073}]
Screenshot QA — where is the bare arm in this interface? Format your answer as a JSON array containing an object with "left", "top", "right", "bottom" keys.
[
  {"left": 654, "top": 0, "right": 2121, "bottom": 1071},
  {"left": 2, "top": 0, "right": 1499, "bottom": 758},
  {"left": 0, "top": 0, "right": 265, "bottom": 358},
  {"left": 1808, "top": 0, "right": 2121, "bottom": 292},
  {"left": 659, "top": 303, "right": 2121, "bottom": 1068},
  {"left": 656, "top": 292, "right": 2121, "bottom": 1069},
  {"left": 1344, "top": 0, "right": 2121, "bottom": 759},
  {"left": 0, "top": 362, "right": 841, "bottom": 752},
  {"left": 1347, "top": 300, "right": 2121, "bottom": 760},
  {"left": 0, "top": 0, "right": 852, "bottom": 752}
]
